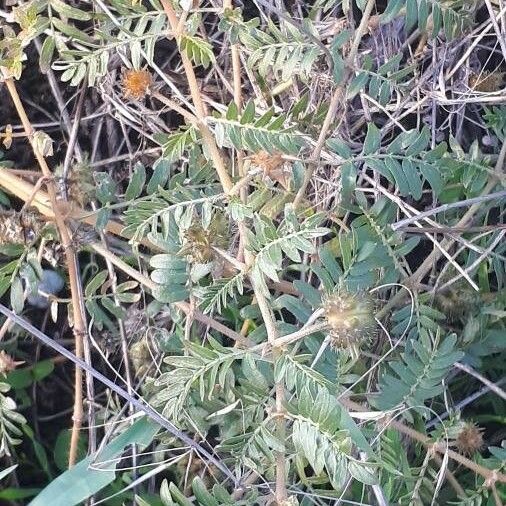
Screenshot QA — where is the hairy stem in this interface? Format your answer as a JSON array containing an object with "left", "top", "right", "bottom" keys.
[
  {"left": 224, "top": 0, "right": 287, "bottom": 499},
  {"left": 158, "top": 3, "right": 289, "bottom": 500}
]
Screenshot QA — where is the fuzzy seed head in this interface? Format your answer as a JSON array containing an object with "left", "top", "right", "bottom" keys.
[
  {"left": 0, "top": 350, "right": 24, "bottom": 375},
  {"left": 181, "top": 215, "right": 229, "bottom": 264},
  {"left": 0, "top": 208, "right": 43, "bottom": 246},
  {"left": 122, "top": 68, "right": 152, "bottom": 100},
  {"left": 183, "top": 225, "right": 215, "bottom": 263},
  {"left": 251, "top": 150, "right": 289, "bottom": 188},
  {"left": 251, "top": 150, "right": 284, "bottom": 173},
  {"left": 64, "top": 161, "right": 96, "bottom": 207},
  {"left": 436, "top": 289, "right": 476, "bottom": 323},
  {"left": 456, "top": 422, "right": 484, "bottom": 455},
  {"left": 468, "top": 71, "right": 505, "bottom": 93},
  {"left": 323, "top": 289, "right": 375, "bottom": 349}
]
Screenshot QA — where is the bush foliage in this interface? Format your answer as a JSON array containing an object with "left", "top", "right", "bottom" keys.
[{"left": 0, "top": 0, "right": 505, "bottom": 504}]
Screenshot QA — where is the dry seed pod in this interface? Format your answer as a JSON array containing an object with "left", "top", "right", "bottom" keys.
[
  {"left": 65, "top": 162, "right": 96, "bottom": 208},
  {"left": 251, "top": 150, "right": 290, "bottom": 189},
  {"left": 323, "top": 288, "right": 375, "bottom": 349},
  {"left": 181, "top": 225, "right": 215, "bottom": 263},
  {"left": 468, "top": 71, "right": 505, "bottom": 92},
  {"left": 129, "top": 338, "right": 152, "bottom": 377},
  {"left": 122, "top": 68, "right": 153, "bottom": 100},
  {"left": 0, "top": 350, "right": 24, "bottom": 375},
  {"left": 435, "top": 288, "right": 476, "bottom": 323},
  {"left": 180, "top": 215, "right": 229, "bottom": 264},
  {"left": 456, "top": 422, "right": 484, "bottom": 455},
  {"left": 0, "top": 208, "right": 44, "bottom": 246}
]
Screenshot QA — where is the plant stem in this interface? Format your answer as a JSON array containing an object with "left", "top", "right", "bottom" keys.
[
  {"left": 0, "top": 303, "right": 239, "bottom": 486},
  {"left": 253, "top": 286, "right": 288, "bottom": 504},
  {"left": 89, "top": 242, "right": 249, "bottom": 345},
  {"left": 224, "top": 0, "right": 287, "bottom": 498},
  {"left": 0, "top": 169, "right": 127, "bottom": 239},
  {"left": 454, "top": 362, "right": 506, "bottom": 401},
  {"left": 2, "top": 74, "right": 88, "bottom": 467},
  {"left": 159, "top": 0, "right": 233, "bottom": 194},
  {"left": 433, "top": 453, "right": 467, "bottom": 499},
  {"left": 158, "top": 3, "right": 289, "bottom": 500},
  {"left": 340, "top": 398, "right": 506, "bottom": 484},
  {"left": 391, "top": 190, "right": 506, "bottom": 230},
  {"left": 293, "top": 0, "right": 377, "bottom": 208},
  {"left": 151, "top": 91, "right": 199, "bottom": 124},
  {"left": 378, "top": 139, "right": 506, "bottom": 317}
]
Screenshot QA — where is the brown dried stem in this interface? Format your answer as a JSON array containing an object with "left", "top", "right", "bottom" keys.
[
  {"left": 378, "top": 139, "right": 506, "bottom": 318},
  {"left": 2, "top": 74, "right": 88, "bottom": 467},
  {"left": 158, "top": 2, "right": 288, "bottom": 501},
  {"left": 223, "top": 0, "right": 287, "bottom": 500},
  {"left": 293, "top": 0, "right": 377, "bottom": 208},
  {"left": 159, "top": 0, "right": 233, "bottom": 194},
  {"left": 340, "top": 398, "right": 506, "bottom": 484},
  {"left": 89, "top": 242, "right": 249, "bottom": 346}
]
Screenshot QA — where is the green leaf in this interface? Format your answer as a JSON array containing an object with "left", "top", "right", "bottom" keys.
[
  {"left": 10, "top": 276, "right": 24, "bottom": 314},
  {"left": 39, "top": 36, "right": 55, "bottom": 73},
  {"left": 239, "top": 20, "right": 322, "bottom": 82},
  {"left": 50, "top": 0, "right": 92, "bottom": 21},
  {"left": 152, "top": 284, "right": 189, "bottom": 304},
  {"left": 94, "top": 172, "right": 117, "bottom": 204},
  {"left": 362, "top": 123, "right": 381, "bottom": 155},
  {"left": 348, "top": 461, "right": 378, "bottom": 485},
  {"left": 23, "top": 426, "right": 50, "bottom": 478},
  {"left": 31, "top": 360, "right": 54, "bottom": 381},
  {"left": 51, "top": 18, "right": 94, "bottom": 44},
  {"left": 212, "top": 104, "right": 305, "bottom": 154},
  {"left": 125, "top": 163, "right": 146, "bottom": 200},
  {"left": 85, "top": 270, "right": 108, "bottom": 296},
  {"left": 192, "top": 477, "right": 219, "bottom": 506},
  {"left": 6, "top": 368, "right": 32, "bottom": 389},
  {"left": 241, "top": 100, "right": 256, "bottom": 124},
  {"left": 95, "top": 207, "right": 111, "bottom": 233},
  {"left": 382, "top": 0, "right": 468, "bottom": 38},
  {"left": 337, "top": 403, "right": 375, "bottom": 457},
  {"left": 0, "top": 488, "right": 40, "bottom": 501},
  {"left": 147, "top": 158, "right": 170, "bottom": 194},
  {"left": 376, "top": 333, "right": 464, "bottom": 412},
  {"left": 30, "top": 417, "right": 159, "bottom": 506},
  {"left": 405, "top": 0, "right": 418, "bottom": 31},
  {"left": 381, "top": 0, "right": 403, "bottom": 22},
  {"left": 347, "top": 72, "right": 369, "bottom": 99},
  {"left": 180, "top": 35, "right": 215, "bottom": 68},
  {"left": 199, "top": 273, "right": 244, "bottom": 314},
  {"left": 168, "top": 483, "right": 193, "bottom": 506},
  {"left": 53, "top": 430, "right": 86, "bottom": 472}
]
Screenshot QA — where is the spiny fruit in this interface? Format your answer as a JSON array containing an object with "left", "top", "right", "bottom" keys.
[
  {"left": 0, "top": 208, "right": 44, "bottom": 246},
  {"left": 122, "top": 68, "right": 152, "bottom": 100},
  {"left": 250, "top": 150, "right": 289, "bottom": 189},
  {"left": 322, "top": 288, "right": 375, "bottom": 349},
  {"left": 61, "top": 160, "right": 96, "bottom": 208},
  {"left": 456, "top": 422, "right": 484, "bottom": 455},
  {"left": 468, "top": 70, "right": 505, "bottom": 93},
  {"left": 180, "top": 214, "right": 229, "bottom": 264},
  {"left": 435, "top": 287, "right": 476, "bottom": 323},
  {"left": 0, "top": 350, "right": 24, "bottom": 375}
]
